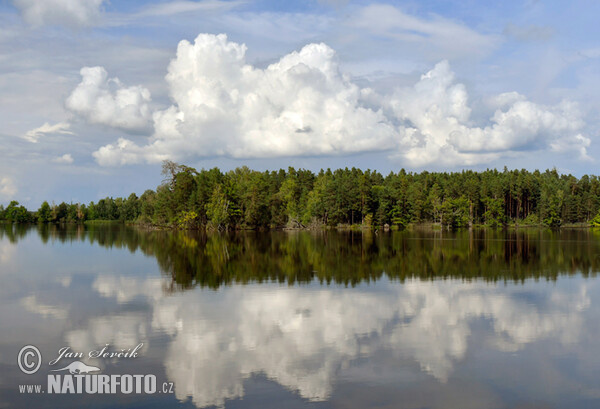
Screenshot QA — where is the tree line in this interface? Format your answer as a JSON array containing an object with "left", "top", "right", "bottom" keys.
[{"left": 1, "top": 162, "right": 600, "bottom": 229}]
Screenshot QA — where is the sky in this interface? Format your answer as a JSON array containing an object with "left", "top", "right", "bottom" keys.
[{"left": 0, "top": 0, "right": 599, "bottom": 207}]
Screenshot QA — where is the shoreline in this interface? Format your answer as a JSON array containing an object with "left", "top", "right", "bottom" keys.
[{"left": 2, "top": 220, "right": 596, "bottom": 232}]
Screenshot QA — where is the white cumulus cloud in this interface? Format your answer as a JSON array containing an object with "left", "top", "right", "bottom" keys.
[
  {"left": 52, "top": 153, "right": 74, "bottom": 164},
  {"left": 66, "top": 66, "right": 152, "bottom": 133},
  {"left": 12, "top": 0, "right": 106, "bottom": 27},
  {"left": 0, "top": 177, "right": 17, "bottom": 199},
  {"left": 22, "top": 122, "right": 73, "bottom": 143},
  {"left": 388, "top": 61, "right": 590, "bottom": 166},
  {"left": 89, "top": 35, "right": 591, "bottom": 167},
  {"left": 93, "top": 33, "right": 397, "bottom": 165}
]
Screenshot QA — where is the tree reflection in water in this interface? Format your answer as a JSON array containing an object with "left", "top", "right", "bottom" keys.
[
  {"left": 3, "top": 223, "right": 599, "bottom": 408},
  {"left": 3, "top": 223, "right": 598, "bottom": 287}
]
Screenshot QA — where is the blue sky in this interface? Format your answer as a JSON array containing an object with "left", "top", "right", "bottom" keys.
[{"left": 0, "top": 0, "right": 599, "bottom": 207}]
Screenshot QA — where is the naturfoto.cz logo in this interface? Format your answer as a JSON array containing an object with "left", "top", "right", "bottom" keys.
[{"left": 17, "top": 343, "right": 175, "bottom": 395}]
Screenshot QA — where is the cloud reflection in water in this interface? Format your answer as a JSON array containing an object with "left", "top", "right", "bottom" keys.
[{"left": 71, "top": 275, "right": 591, "bottom": 408}]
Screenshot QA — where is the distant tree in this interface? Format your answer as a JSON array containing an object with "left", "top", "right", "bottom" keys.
[
  {"left": 5, "top": 201, "right": 31, "bottom": 223},
  {"left": 87, "top": 202, "right": 98, "bottom": 220},
  {"left": 483, "top": 197, "right": 504, "bottom": 227},
  {"left": 440, "top": 197, "right": 469, "bottom": 229},
  {"left": 37, "top": 201, "right": 52, "bottom": 223},
  {"left": 77, "top": 204, "right": 87, "bottom": 222},
  {"left": 279, "top": 172, "right": 302, "bottom": 227},
  {"left": 55, "top": 202, "right": 68, "bottom": 222},
  {"left": 206, "top": 185, "right": 229, "bottom": 230},
  {"left": 138, "top": 190, "right": 156, "bottom": 223},
  {"left": 427, "top": 183, "right": 443, "bottom": 224},
  {"left": 67, "top": 203, "right": 78, "bottom": 222},
  {"left": 120, "top": 193, "right": 140, "bottom": 221}
]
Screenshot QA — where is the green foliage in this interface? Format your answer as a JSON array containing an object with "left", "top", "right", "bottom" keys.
[
  {"left": 483, "top": 197, "right": 504, "bottom": 227},
  {"left": 119, "top": 193, "right": 140, "bottom": 221},
  {"left": 138, "top": 190, "right": 156, "bottom": 223},
  {"left": 591, "top": 211, "right": 600, "bottom": 227},
  {"left": 363, "top": 213, "right": 374, "bottom": 227},
  {"left": 440, "top": 197, "right": 470, "bottom": 229},
  {"left": 5, "top": 163, "right": 600, "bottom": 230},
  {"left": 279, "top": 175, "right": 301, "bottom": 225},
  {"left": 5, "top": 201, "right": 32, "bottom": 223},
  {"left": 37, "top": 201, "right": 52, "bottom": 223},
  {"left": 177, "top": 210, "right": 200, "bottom": 229},
  {"left": 522, "top": 213, "right": 540, "bottom": 226},
  {"left": 205, "top": 185, "right": 230, "bottom": 230}
]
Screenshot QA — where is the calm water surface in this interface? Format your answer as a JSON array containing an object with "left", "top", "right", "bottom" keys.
[{"left": 1, "top": 224, "right": 600, "bottom": 408}]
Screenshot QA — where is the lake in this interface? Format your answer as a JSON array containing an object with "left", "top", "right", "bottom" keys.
[{"left": 1, "top": 224, "right": 599, "bottom": 408}]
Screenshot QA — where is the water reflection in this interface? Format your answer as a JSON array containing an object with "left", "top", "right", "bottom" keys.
[
  {"left": 21, "top": 295, "right": 68, "bottom": 320},
  {"left": 2, "top": 223, "right": 599, "bottom": 285},
  {"left": 78, "top": 275, "right": 589, "bottom": 407},
  {"left": 1, "top": 224, "right": 600, "bottom": 408},
  {"left": 0, "top": 241, "right": 15, "bottom": 264}
]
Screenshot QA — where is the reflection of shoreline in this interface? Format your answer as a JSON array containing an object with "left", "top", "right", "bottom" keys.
[
  {"left": 61, "top": 274, "right": 590, "bottom": 408},
  {"left": 2, "top": 224, "right": 599, "bottom": 288},
  {"left": 4, "top": 225, "right": 600, "bottom": 409}
]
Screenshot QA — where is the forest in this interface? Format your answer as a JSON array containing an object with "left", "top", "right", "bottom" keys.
[{"left": 1, "top": 162, "right": 600, "bottom": 229}]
